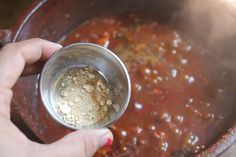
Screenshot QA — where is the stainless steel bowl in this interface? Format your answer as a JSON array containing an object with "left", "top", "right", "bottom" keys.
[{"left": 39, "top": 43, "right": 131, "bottom": 129}]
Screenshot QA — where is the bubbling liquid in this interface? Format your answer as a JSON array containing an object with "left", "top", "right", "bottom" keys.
[{"left": 61, "top": 12, "right": 235, "bottom": 157}]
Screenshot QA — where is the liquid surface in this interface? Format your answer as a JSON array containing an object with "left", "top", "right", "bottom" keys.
[{"left": 61, "top": 13, "right": 235, "bottom": 156}]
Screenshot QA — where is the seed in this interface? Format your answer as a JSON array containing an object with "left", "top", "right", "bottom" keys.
[
  {"left": 97, "top": 80, "right": 102, "bottom": 86},
  {"left": 106, "top": 99, "right": 112, "bottom": 105},
  {"left": 101, "top": 83, "right": 106, "bottom": 89},
  {"left": 113, "top": 104, "right": 120, "bottom": 112},
  {"left": 83, "top": 84, "right": 94, "bottom": 92},
  {"left": 100, "top": 100, "right": 105, "bottom": 106},
  {"left": 61, "top": 91, "right": 68, "bottom": 97},
  {"left": 103, "top": 106, "right": 108, "bottom": 112},
  {"left": 96, "top": 86, "right": 102, "bottom": 92},
  {"left": 88, "top": 74, "right": 95, "bottom": 78},
  {"left": 106, "top": 88, "right": 110, "bottom": 94}
]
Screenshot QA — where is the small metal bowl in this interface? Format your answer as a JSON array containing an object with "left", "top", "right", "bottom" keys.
[{"left": 39, "top": 43, "right": 131, "bottom": 130}]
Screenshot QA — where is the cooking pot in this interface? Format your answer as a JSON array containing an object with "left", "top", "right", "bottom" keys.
[{"left": 1, "top": 0, "right": 236, "bottom": 156}]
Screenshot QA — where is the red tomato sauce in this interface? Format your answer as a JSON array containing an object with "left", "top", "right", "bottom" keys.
[{"left": 61, "top": 12, "right": 235, "bottom": 156}]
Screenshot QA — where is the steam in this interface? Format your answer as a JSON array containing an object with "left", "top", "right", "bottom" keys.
[{"left": 175, "top": 0, "right": 236, "bottom": 70}]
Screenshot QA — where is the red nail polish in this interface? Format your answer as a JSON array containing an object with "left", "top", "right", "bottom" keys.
[{"left": 105, "top": 138, "right": 113, "bottom": 146}]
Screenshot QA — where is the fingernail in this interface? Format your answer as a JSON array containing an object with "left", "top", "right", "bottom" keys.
[
  {"left": 55, "top": 43, "right": 63, "bottom": 49},
  {"left": 104, "top": 137, "right": 113, "bottom": 146},
  {"left": 100, "top": 129, "right": 113, "bottom": 146}
]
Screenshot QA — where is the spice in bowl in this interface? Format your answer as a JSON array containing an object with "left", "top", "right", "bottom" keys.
[
  {"left": 53, "top": 66, "right": 114, "bottom": 127},
  {"left": 40, "top": 43, "right": 131, "bottom": 130}
]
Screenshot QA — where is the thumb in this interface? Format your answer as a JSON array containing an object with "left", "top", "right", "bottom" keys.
[{"left": 42, "top": 129, "right": 113, "bottom": 157}]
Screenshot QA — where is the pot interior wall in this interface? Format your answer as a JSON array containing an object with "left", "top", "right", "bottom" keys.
[{"left": 15, "top": 0, "right": 182, "bottom": 42}]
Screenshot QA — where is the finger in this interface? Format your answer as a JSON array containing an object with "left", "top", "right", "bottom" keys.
[
  {"left": 0, "top": 38, "right": 62, "bottom": 89},
  {"left": 0, "top": 38, "right": 62, "bottom": 118},
  {"left": 39, "top": 129, "right": 113, "bottom": 157},
  {"left": 22, "top": 39, "right": 61, "bottom": 76}
]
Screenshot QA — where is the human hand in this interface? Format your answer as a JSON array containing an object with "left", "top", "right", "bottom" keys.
[{"left": 0, "top": 38, "right": 113, "bottom": 157}]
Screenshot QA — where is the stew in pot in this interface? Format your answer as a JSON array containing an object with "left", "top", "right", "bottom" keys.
[{"left": 61, "top": 12, "right": 235, "bottom": 157}]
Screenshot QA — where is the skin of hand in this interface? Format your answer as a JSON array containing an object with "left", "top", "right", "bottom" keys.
[{"left": 0, "top": 38, "right": 113, "bottom": 157}]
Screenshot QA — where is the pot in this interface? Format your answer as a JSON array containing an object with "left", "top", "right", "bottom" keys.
[{"left": 1, "top": 0, "right": 236, "bottom": 156}]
